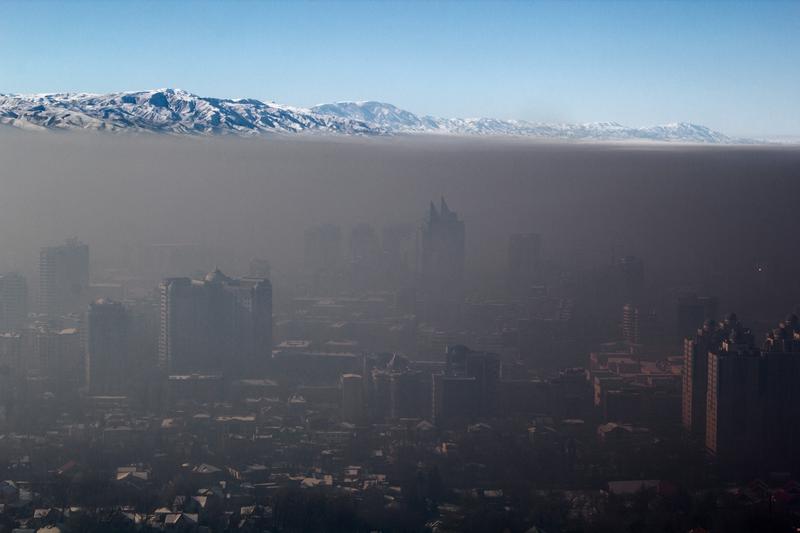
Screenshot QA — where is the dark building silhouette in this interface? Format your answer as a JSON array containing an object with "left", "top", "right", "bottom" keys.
[
  {"left": 158, "top": 269, "right": 272, "bottom": 375},
  {"left": 704, "top": 316, "right": 760, "bottom": 470},
  {"left": 621, "top": 303, "right": 640, "bottom": 345},
  {"left": 370, "top": 353, "right": 426, "bottom": 420},
  {"left": 341, "top": 373, "right": 365, "bottom": 423},
  {"left": 420, "top": 198, "right": 465, "bottom": 325},
  {"left": 621, "top": 303, "right": 661, "bottom": 347},
  {"left": 683, "top": 313, "right": 800, "bottom": 475},
  {"left": 39, "top": 238, "right": 89, "bottom": 319},
  {"left": 86, "top": 298, "right": 132, "bottom": 395},
  {"left": 433, "top": 345, "right": 500, "bottom": 425},
  {"left": 0, "top": 272, "right": 28, "bottom": 333},
  {"left": 681, "top": 318, "right": 723, "bottom": 437},
  {"left": 760, "top": 314, "right": 800, "bottom": 472}
]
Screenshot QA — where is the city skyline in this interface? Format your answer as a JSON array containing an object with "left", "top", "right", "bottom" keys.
[{"left": 1, "top": 3, "right": 800, "bottom": 529}]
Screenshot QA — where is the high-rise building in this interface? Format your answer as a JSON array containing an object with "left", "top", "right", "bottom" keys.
[
  {"left": 507, "top": 233, "right": 541, "bottom": 298},
  {"left": 621, "top": 304, "right": 640, "bottom": 345},
  {"left": 685, "top": 313, "right": 800, "bottom": 474},
  {"left": 0, "top": 333, "right": 22, "bottom": 377},
  {"left": 370, "top": 353, "right": 426, "bottom": 420},
  {"left": 420, "top": 198, "right": 465, "bottom": 324},
  {"left": 341, "top": 373, "right": 365, "bottom": 423},
  {"left": 432, "top": 373, "right": 477, "bottom": 426},
  {"left": 621, "top": 304, "right": 661, "bottom": 346},
  {"left": 36, "top": 326, "right": 83, "bottom": 389},
  {"left": 681, "top": 319, "right": 723, "bottom": 436},
  {"left": 86, "top": 299, "right": 132, "bottom": 395},
  {"left": 39, "top": 238, "right": 89, "bottom": 318},
  {"left": 760, "top": 314, "right": 800, "bottom": 472},
  {"left": 0, "top": 272, "right": 28, "bottom": 333},
  {"left": 705, "top": 315, "right": 760, "bottom": 468},
  {"left": 433, "top": 344, "right": 501, "bottom": 425},
  {"left": 158, "top": 269, "right": 272, "bottom": 375}
]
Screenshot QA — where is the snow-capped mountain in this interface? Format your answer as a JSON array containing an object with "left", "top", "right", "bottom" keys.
[
  {"left": 311, "top": 101, "right": 735, "bottom": 143},
  {"left": 0, "top": 89, "right": 739, "bottom": 143},
  {"left": 0, "top": 89, "right": 376, "bottom": 136}
]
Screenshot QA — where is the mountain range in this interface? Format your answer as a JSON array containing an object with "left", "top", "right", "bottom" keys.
[{"left": 0, "top": 88, "right": 743, "bottom": 143}]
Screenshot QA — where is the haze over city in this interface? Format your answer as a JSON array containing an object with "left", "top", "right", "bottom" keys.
[{"left": 0, "top": 2, "right": 799, "bottom": 533}]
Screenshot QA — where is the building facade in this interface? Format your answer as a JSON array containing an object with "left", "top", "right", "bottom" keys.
[
  {"left": 0, "top": 272, "right": 28, "bottom": 333},
  {"left": 158, "top": 269, "right": 272, "bottom": 375},
  {"left": 39, "top": 238, "right": 89, "bottom": 319}
]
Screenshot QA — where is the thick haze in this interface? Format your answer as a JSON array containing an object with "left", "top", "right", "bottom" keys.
[{"left": 1, "top": 128, "right": 799, "bottom": 314}]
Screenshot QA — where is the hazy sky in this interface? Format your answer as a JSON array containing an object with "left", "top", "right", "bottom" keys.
[{"left": 1, "top": 1, "right": 798, "bottom": 137}]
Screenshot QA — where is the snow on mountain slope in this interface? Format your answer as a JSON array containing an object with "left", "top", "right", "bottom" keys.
[
  {"left": 0, "top": 89, "right": 376, "bottom": 136},
  {"left": 311, "top": 101, "right": 736, "bottom": 143},
  {"left": 0, "top": 89, "right": 739, "bottom": 143}
]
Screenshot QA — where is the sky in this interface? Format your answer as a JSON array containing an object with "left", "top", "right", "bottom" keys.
[{"left": 0, "top": 1, "right": 798, "bottom": 137}]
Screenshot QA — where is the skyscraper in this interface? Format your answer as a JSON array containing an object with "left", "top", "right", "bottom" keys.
[
  {"left": 420, "top": 198, "right": 465, "bottom": 324},
  {"left": 341, "top": 373, "right": 365, "bottom": 424},
  {"left": 86, "top": 299, "right": 131, "bottom": 395},
  {"left": 681, "top": 319, "right": 721, "bottom": 437},
  {"left": 433, "top": 344, "right": 501, "bottom": 425},
  {"left": 39, "top": 238, "right": 89, "bottom": 318},
  {"left": 760, "top": 315, "right": 800, "bottom": 472},
  {"left": 621, "top": 303, "right": 640, "bottom": 345},
  {"left": 0, "top": 272, "right": 28, "bottom": 333},
  {"left": 159, "top": 269, "right": 272, "bottom": 375},
  {"left": 704, "top": 315, "right": 760, "bottom": 468}
]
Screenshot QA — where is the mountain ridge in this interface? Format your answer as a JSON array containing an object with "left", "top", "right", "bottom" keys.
[{"left": 0, "top": 89, "right": 747, "bottom": 143}]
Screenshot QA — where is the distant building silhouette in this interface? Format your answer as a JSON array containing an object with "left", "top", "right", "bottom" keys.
[
  {"left": 341, "top": 373, "right": 365, "bottom": 424},
  {"left": 158, "top": 269, "right": 272, "bottom": 375},
  {"left": 39, "top": 238, "right": 89, "bottom": 318},
  {"left": 759, "top": 314, "right": 800, "bottom": 473},
  {"left": 682, "top": 313, "right": 800, "bottom": 474},
  {"left": 0, "top": 272, "right": 28, "bottom": 333},
  {"left": 704, "top": 315, "right": 760, "bottom": 470},
  {"left": 681, "top": 318, "right": 722, "bottom": 436},
  {"left": 370, "top": 353, "right": 426, "bottom": 420},
  {"left": 420, "top": 198, "right": 465, "bottom": 324},
  {"left": 432, "top": 345, "right": 500, "bottom": 425},
  {"left": 86, "top": 299, "right": 132, "bottom": 395}
]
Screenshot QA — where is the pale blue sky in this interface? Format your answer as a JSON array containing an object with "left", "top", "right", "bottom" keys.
[{"left": 0, "top": 1, "right": 798, "bottom": 137}]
